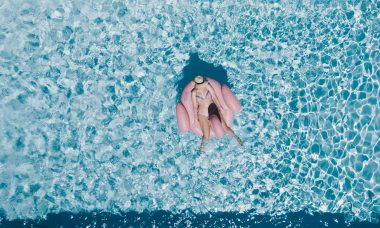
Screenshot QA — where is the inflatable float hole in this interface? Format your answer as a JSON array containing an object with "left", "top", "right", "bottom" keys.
[{"left": 208, "top": 103, "right": 221, "bottom": 121}]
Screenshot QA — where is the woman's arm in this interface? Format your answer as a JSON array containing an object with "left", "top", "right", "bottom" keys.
[
  {"left": 207, "top": 84, "right": 227, "bottom": 121},
  {"left": 191, "top": 89, "right": 198, "bottom": 121},
  {"left": 207, "top": 84, "right": 223, "bottom": 109}
]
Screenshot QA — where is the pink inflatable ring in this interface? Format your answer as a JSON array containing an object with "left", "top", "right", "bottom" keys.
[{"left": 175, "top": 77, "right": 241, "bottom": 138}]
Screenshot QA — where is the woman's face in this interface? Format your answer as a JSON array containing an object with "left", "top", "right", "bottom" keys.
[
  {"left": 194, "top": 76, "right": 206, "bottom": 88},
  {"left": 194, "top": 76, "right": 204, "bottom": 83}
]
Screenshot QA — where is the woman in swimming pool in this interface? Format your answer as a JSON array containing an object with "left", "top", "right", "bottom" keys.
[{"left": 191, "top": 75, "right": 244, "bottom": 153}]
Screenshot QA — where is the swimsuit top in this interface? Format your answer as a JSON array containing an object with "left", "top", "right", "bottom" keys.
[{"left": 196, "top": 90, "right": 212, "bottom": 102}]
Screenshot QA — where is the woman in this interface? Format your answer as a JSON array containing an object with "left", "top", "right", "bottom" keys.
[{"left": 191, "top": 75, "right": 244, "bottom": 153}]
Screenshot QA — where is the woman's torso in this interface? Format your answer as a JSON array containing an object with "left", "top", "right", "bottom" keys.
[{"left": 195, "top": 86, "right": 213, "bottom": 115}]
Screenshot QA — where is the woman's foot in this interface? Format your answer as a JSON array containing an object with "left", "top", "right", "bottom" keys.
[
  {"left": 234, "top": 135, "right": 244, "bottom": 146},
  {"left": 200, "top": 140, "right": 205, "bottom": 154}
]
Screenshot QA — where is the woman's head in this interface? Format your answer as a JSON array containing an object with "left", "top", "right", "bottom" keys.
[{"left": 194, "top": 75, "right": 206, "bottom": 86}]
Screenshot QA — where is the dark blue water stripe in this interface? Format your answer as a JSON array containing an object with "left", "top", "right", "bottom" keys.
[{"left": 1, "top": 210, "right": 379, "bottom": 228}]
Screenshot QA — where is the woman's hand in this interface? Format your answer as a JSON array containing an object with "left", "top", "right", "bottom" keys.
[
  {"left": 217, "top": 105, "right": 225, "bottom": 114},
  {"left": 217, "top": 106, "right": 226, "bottom": 120}
]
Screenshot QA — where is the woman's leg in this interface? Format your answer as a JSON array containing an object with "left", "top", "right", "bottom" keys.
[
  {"left": 220, "top": 116, "right": 244, "bottom": 146},
  {"left": 198, "top": 114, "right": 210, "bottom": 153}
]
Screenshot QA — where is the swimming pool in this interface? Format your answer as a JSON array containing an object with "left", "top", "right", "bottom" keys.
[{"left": 0, "top": 0, "right": 379, "bottom": 227}]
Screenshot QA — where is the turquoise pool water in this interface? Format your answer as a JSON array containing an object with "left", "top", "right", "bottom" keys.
[{"left": 0, "top": 0, "right": 379, "bottom": 226}]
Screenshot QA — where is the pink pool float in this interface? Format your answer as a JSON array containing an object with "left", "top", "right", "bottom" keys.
[{"left": 175, "top": 77, "right": 241, "bottom": 138}]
